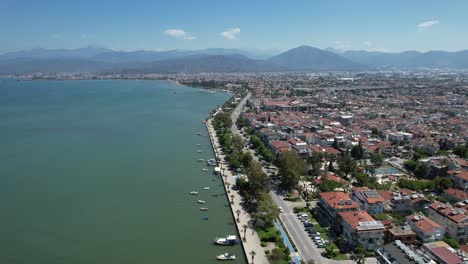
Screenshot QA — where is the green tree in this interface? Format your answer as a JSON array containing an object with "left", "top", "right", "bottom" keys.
[
  {"left": 414, "top": 162, "right": 429, "bottom": 178},
  {"left": 308, "top": 152, "right": 323, "bottom": 176},
  {"left": 241, "top": 151, "right": 253, "bottom": 168},
  {"left": 250, "top": 250, "right": 256, "bottom": 264},
  {"left": 352, "top": 246, "right": 366, "bottom": 264},
  {"left": 370, "top": 152, "right": 384, "bottom": 167},
  {"left": 404, "top": 159, "right": 418, "bottom": 171},
  {"left": 278, "top": 151, "right": 307, "bottom": 191},
  {"left": 351, "top": 141, "right": 364, "bottom": 160},
  {"left": 453, "top": 144, "right": 468, "bottom": 158},
  {"left": 232, "top": 134, "right": 244, "bottom": 153},
  {"left": 338, "top": 151, "right": 356, "bottom": 178},
  {"left": 434, "top": 177, "right": 453, "bottom": 191},
  {"left": 371, "top": 128, "right": 379, "bottom": 137},
  {"left": 332, "top": 138, "right": 339, "bottom": 150}
]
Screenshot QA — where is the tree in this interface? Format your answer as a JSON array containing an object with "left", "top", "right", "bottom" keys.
[
  {"left": 236, "top": 209, "right": 241, "bottom": 222},
  {"left": 453, "top": 144, "right": 468, "bottom": 158},
  {"left": 246, "top": 161, "right": 270, "bottom": 198},
  {"left": 232, "top": 134, "right": 244, "bottom": 153},
  {"left": 414, "top": 162, "right": 429, "bottom": 178},
  {"left": 231, "top": 194, "right": 235, "bottom": 204},
  {"left": 351, "top": 141, "right": 364, "bottom": 160},
  {"left": 308, "top": 152, "right": 323, "bottom": 176},
  {"left": 278, "top": 151, "right": 307, "bottom": 191},
  {"left": 250, "top": 250, "right": 256, "bottom": 264},
  {"left": 242, "top": 224, "right": 248, "bottom": 241},
  {"left": 332, "top": 138, "right": 339, "bottom": 150},
  {"left": 338, "top": 151, "right": 356, "bottom": 178},
  {"left": 434, "top": 177, "right": 453, "bottom": 191},
  {"left": 371, "top": 127, "right": 379, "bottom": 137},
  {"left": 325, "top": 245, "right": 337, "bottom": 258},
  {"left": 370, "top": 152, "right": 384, "bottom": 167},
  {"left": 404, "top": 159, "right": 418, "bottom": 171},
  {"left": 241, "top": 151, "right": 253, "bottom": 168},
  {"left": 352, "top": 245, "right": 366, "bottom": 264}
]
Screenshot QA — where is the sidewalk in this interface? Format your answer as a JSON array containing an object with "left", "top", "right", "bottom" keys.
[{"left": 206, "top": 119, "right": 269, "bottom": 264}]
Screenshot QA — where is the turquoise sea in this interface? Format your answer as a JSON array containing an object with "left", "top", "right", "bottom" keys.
[{"left": 0, "top": 79, "right": 245, "bottom": 264}]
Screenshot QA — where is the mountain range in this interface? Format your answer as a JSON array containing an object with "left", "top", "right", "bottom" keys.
[{"left": 1, "top": 46, "right": 468, "bottom": 74}]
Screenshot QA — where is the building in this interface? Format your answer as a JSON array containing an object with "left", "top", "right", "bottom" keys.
[
  {"left": 338, "top": 210, "right": 385, "bottom": 250},
  {"left": 351, "top": 187, "right": 385, "bottom": 215},
  {"left": 390, "top": 191, "right": 431, "bottom": 213},
  {"left": 427, "top": 201, "right": 468, "bottom": 243},
  {"left": 385, "top": 225, "right": 417, "bottom": 244},
  {"left": 377, "top": 240, "right": 436, "bottom": 264},
  {"left": 447, "top": 169, "right": 468, "bottom": 192},
  {"left": 444, "top": 188, "right": 468, "bottom": 203},
  {"left": 406, "top": 213, "right": 445, "bottom": 242},
  {"left": 422, "top": 241, "right": 465, "bottom": 264},
  {"left": 317, "top": 192, "right": 360, "bottom": 227}
]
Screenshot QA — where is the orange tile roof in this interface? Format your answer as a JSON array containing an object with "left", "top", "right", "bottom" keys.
[
  {"left": 445, "top": 188, "right": 468, "bottom": 201},
  {"left": 339, "top": 210, "right": 379, "bottom": 229},
  {"left": 406, "top": 214, "right": 443, "bottom": 233},
  {"left": 320, "top": 192, "right": 359, "bottom": 210}
]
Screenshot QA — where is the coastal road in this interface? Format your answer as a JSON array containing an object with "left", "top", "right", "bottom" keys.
[{"left": 231, "top": 94, "right": 358, "bottom": 264}]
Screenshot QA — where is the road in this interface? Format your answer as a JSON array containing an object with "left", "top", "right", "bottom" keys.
[{"left": 230, "top": 93, "right": 359, "bottom": 264}]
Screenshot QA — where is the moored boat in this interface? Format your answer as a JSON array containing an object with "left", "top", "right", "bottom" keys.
[
  {"left": 214, "top": 235, "right": 238, "bottom": 245},
  {"left": 198, "top": 200, "right": 206, "bottom": 204},
  {"left": 202, "top": 168, "right": 208, "bottom": 171},
  {"left": 190, "top": 191, "right": 199, "bottom": 195},
  {"left": 217, "top": 252, "right": 235, "bottom": 261},
  {"left": 200, "top": 207, "right": 208, "bottom": 211},
  {"left": 203, "top": 187, "right": 210, "bottom": 190}
]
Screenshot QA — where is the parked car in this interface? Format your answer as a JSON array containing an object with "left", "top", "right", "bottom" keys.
[{"left": 317, "top": 243, "right": 326, "bottom": 248}]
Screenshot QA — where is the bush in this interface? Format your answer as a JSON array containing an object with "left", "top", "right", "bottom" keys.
[
  {"left": 258, "top": 227, "right": 280, "bottom": 243},
  {"left": 264, "top": 249, "right": 270, "bottom": 255},
  {"left": 261, "top": 241, "right": 267, "bottom": 247},
  {"left": 443, "top": 237, "right": 459, "bottom": 249}
]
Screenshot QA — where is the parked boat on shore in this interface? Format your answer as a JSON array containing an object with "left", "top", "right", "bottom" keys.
[
  {"left": 217, "top": 252, "right": 236, "bottom": 261},
  {"left": 214, "top": 235, "right": 238, "bottom": 245}
]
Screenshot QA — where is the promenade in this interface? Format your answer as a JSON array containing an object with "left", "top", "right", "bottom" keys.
[{"left": 205, "top": 102, "right": 268, "bottom": 263}]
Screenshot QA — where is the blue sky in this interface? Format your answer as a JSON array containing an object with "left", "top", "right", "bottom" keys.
[{"left": 1, "top": 0, "right": 467, "bottom": 53}]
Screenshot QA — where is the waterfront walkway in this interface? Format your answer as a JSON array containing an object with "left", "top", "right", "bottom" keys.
[{"left": 205, "top": 104, "right": 268, "bottom": 263}]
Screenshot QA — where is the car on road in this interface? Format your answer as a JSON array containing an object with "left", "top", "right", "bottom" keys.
[{"left": 278, "top": 207, "right": 284, "bottom": 213}]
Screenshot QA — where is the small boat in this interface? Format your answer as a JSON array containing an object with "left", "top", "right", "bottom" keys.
[
  {"left": 197, "top": 159, "right": 204, "bottom": 162},
  {"left": 190, "top": 191, "right": 199, "bottom": 195},
  {"left": 202, "top": 168, "right": 208, "bottom": 171},
  {"left": 202, "top": 216, "right": 209, "bottom": 220},
  {"left": 197, "top": 150, "right": 203, "bottom": 153},
  {"left": 197, "top": 144, "right": 202, "bottom": 146},
  {"left": 200, "top": 207, "right": 208, "bottom": 211},
  {"left": 217, "top": 253, "right": 236, "bottom": 261},
  {"left": 198, "top": 200, "right": 206, "bottom": 204},
  {"left": 197, "top": 133, "right": 202, "bottom": 135},
  {"left": 214, "top": 235, "right": 239, "bottom": 245},
  {"left": 203, "top": 187, "right": 210, "bottom": 190},
  {"left": 212, "top": 194, "right": 218, "bottom": 197}
]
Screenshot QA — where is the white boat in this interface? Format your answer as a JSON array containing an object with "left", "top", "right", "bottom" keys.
[
  {"left": 203, "top": 187, "right": 210, "bottom": 190},
  {"left": 198, "top": 200, "right": 206, "bottom": 204},
  {"left": 197, "top": 150, "right": 203, "bottom": 153},
  {"left": 202, "top": 168, "right": 208, "bottom": 171},
  {"left": 200, "top": 207, "right": 208, "bottom": 211},
  {"left": 190, "top": 191, "right": 199, "bottom": 195},
  {"left": 197, "top": 144, "right": 202, "bottom": 146},
  {"left": 197, "top": 159, "right": 204, "bottom": 162},
  {"left": 217, "top": 252, "right": 235, "bottom": 261},
  {"left": 214, "top": 235, "right": 238, "bottom": 245}
]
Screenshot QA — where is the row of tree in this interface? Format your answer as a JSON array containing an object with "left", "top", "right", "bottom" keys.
[{"left": 398, "top": 177, "right": 453, "bottom": 192}]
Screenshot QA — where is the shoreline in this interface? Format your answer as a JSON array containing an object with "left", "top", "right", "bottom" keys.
[{"left": 205, "top": 117, "right": 269, "bottom": 263}]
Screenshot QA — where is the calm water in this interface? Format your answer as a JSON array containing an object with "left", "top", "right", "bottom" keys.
[{"left": 0, "top": 79, "right": 245, "bottom": 264}]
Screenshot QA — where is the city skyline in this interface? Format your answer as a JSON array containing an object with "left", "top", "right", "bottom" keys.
[{"left": 1, "top": 0, "right": 468, "bottom": 54}]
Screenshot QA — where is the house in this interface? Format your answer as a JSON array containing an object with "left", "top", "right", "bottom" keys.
[
  {"left": 422, "top": 241, "right": 464, "bottom": 264},
  {"left": 377, "top": 241, "right": 434, "bottom": 264},
  {"left": 447, "top": 169, "right": 468, "bottom": 192},
  {"left": 384, "top": 225, "right": 417, "bottom": 244},
  {"left": 351, "top": 187, "right": 385, "bottom": 215},
  {"left": 444, "top": 188, "right": 468, "bottom": 203},
  {"left": 317, "top": 192, "right": 360, "bottom": 227},
  {"left": 427, "top": 201, "right": 468, "bottom": 243},
  {"left": 338, "top": 210, "right": 385, "bottom": 250},
  {"left": 268, "top": 140, "right": 291, "bottom": 155},
  {"left": 390, "top": 190, "right": 430, "bottom": 213},
  {"left": 406, "top": 213, "right": 445, "bottom": 242}
]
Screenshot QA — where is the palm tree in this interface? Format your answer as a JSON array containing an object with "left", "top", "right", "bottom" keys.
[
  {"left": 353, "top": 245, "right": 366, "bottom": 264},
  {"left": 226, "top": 182, "right": 231, "bottom": 193},
  {"left": 236, "top": 209, "right": 241, "bottom": 222},
  {"left": 242, "top": 224, "right": 248, "bottom": 241},
  {"left": 230, "top": 194, "right": 235, "bottom": 204},
  {"left": 249, "top": 250, "right": 256, "bottom": 264}
]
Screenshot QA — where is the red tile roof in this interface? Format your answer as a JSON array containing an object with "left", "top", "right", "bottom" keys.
[
  {"left": 406, "top": 214, "right": 443, "bottom": 233},
  {"left": 339, "top": 210, "right": 380, "bottom": 229},
  {"left": 445, "top": 188, "right": 468, "bottom": 201},
  {"left": 320, "top": 192, "right": 359, "bottom": 210},
  {"left": 430, "top": 247, "right": 463, "bottom": 264}
]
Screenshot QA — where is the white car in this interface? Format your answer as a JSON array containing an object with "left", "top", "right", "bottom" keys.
[{"left": 279, "top": 207, "right": 284, "bottom": 213}]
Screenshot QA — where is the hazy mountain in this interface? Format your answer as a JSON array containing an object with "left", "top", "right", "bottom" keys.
[
  {"left": 342, "top": 50, "right": 468, "bottom": 69},
  {"left": 0, "top": 58, "right": 109, "bottom": 74},
  {"left": 268, "top": 46, "right": 370, "bottom": 71},
  {"left": 122, "top": 54, "right": 286, "bottom": 73},
  {"left": 0, "top": 47, "right": 113, "bottom": 61}
]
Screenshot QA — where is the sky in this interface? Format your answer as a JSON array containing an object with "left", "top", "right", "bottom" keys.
[{"left": 1, "top": 0, "right": 467, "bottom": 54}]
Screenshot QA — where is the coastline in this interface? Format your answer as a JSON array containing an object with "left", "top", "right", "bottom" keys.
[{"left": 205, "top": 116, "right": 269, "bottom": 263}]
